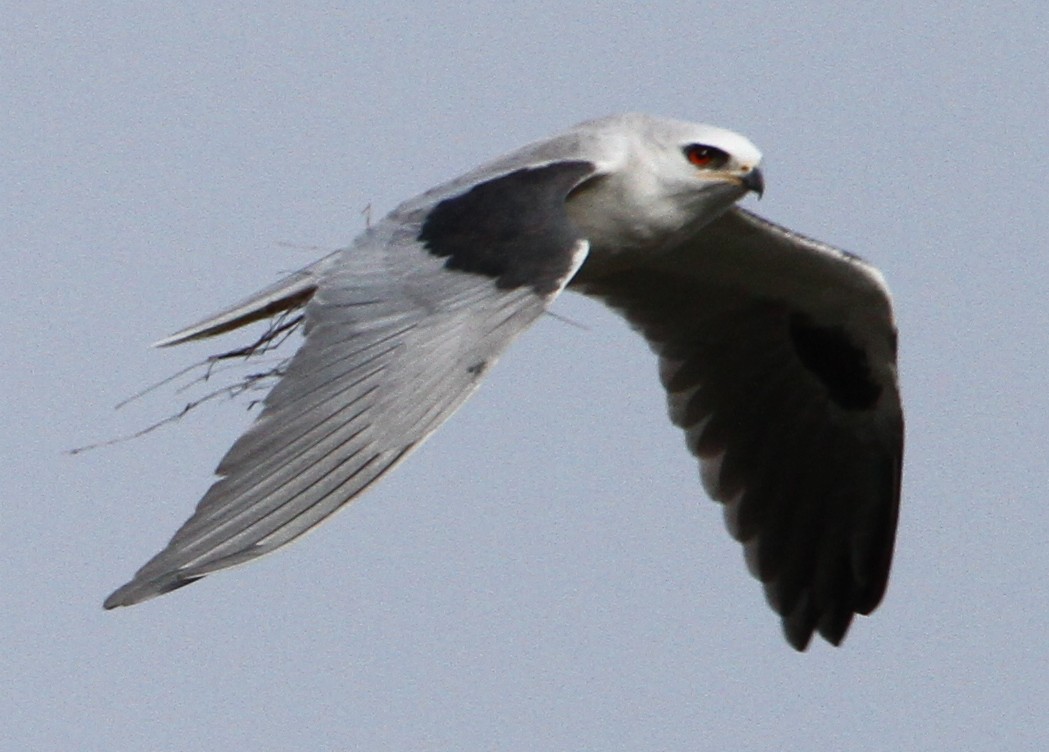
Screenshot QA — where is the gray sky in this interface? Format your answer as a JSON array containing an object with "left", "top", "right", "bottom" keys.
[{"left": 6, "top": 3, "right": 1048, "bottom": 749}]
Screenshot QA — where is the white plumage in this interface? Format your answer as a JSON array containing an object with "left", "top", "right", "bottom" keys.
[{"left": 106, "top": 114, "right": 902, "bottom": 651}]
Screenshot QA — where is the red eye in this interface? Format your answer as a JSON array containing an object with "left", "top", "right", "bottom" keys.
[
  {"left": 687, "top": 147, "right": 713, "bottom": 166},
  {"left": 683, "top": 144, "right": 728, "bottom": 169}
]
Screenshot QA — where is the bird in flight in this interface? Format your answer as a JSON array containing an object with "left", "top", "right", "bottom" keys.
[{"left": 105, "top": 114, "right": 903, "bottom": 651}]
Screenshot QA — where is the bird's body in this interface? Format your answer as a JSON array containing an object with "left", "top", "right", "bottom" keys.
[{"left": 106, "top": 114, "right": 903, "bottom": 650}]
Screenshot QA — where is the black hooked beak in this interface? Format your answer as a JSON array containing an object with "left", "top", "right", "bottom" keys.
[{"left": 741, "top": 167, "right": 765, "bottom": 198}]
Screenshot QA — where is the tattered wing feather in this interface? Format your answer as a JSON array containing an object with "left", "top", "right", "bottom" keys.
[{"left": 105, "top": 160, "right": 599, "bottom": 608}]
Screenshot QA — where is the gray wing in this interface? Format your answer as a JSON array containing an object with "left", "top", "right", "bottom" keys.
[
  {"left": 105, "top": 160, "right": 598, "bottom": 608},
  {"left": 572, "top": 207, "right": 903, "bottom": 650}
]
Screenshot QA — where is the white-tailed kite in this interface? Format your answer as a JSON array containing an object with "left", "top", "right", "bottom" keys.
[{"left": 105, "top": 114, "right": 902, "bottom": 650}]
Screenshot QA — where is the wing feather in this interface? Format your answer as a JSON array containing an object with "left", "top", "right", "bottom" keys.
[
  {"left": 574, "top": 207, "right": 903, "bottom": 650},
  {"left": 105, "top": 160, "right": 599, "bottom": 608}
]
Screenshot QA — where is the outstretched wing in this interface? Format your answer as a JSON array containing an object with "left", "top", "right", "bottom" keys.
[
  {"left": 105, "top": 160, "right": 599, "bottom": 608},
  {"left": 573, "top": 207, "right": 903, "bottom": 650}
]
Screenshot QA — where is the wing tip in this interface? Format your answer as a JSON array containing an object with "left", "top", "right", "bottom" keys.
[
  {"left": 103, "top": 573, "right": 203, "bottom": 610},
  {"left": 151, "top": 330, "right": 202, "bottom": 349},
  {"left": 150, "top": 278, "right": 319, "bottom": 349},
  {"left": 778, "top": 592, "right": 861, "bottom": 651}
]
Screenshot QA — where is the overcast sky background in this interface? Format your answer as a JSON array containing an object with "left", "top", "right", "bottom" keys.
[{"left": 5, "top": 3, "right": 1048, "bottom": 749}]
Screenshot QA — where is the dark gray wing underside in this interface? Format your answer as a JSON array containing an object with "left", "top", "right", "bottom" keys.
[{"left": 574, "top": 208, "right": 903, "bottom": 649}]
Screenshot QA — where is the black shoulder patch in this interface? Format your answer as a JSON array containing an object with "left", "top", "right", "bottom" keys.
[
  {"left": 789, "top": 312, "right": 882, "bottom": 410},
  {"left": 418, "top": 161, "right": 595, "bottom": 295}
]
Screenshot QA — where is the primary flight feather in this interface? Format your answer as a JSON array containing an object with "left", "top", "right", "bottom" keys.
[{"left": 105, "top": 114, "right": 903, "bottom": 651}]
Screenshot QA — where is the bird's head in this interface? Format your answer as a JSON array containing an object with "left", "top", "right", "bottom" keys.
[
  {"left": 641, "top": 115, "right": 764, "bottom": 209},
  {"left": 567, "top": 115, "right": 765, "bottom": 251}
]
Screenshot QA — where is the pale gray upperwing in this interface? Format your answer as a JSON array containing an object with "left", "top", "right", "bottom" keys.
[{"left": 104, "top": 160, "right": 598, "bottom": 607}]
